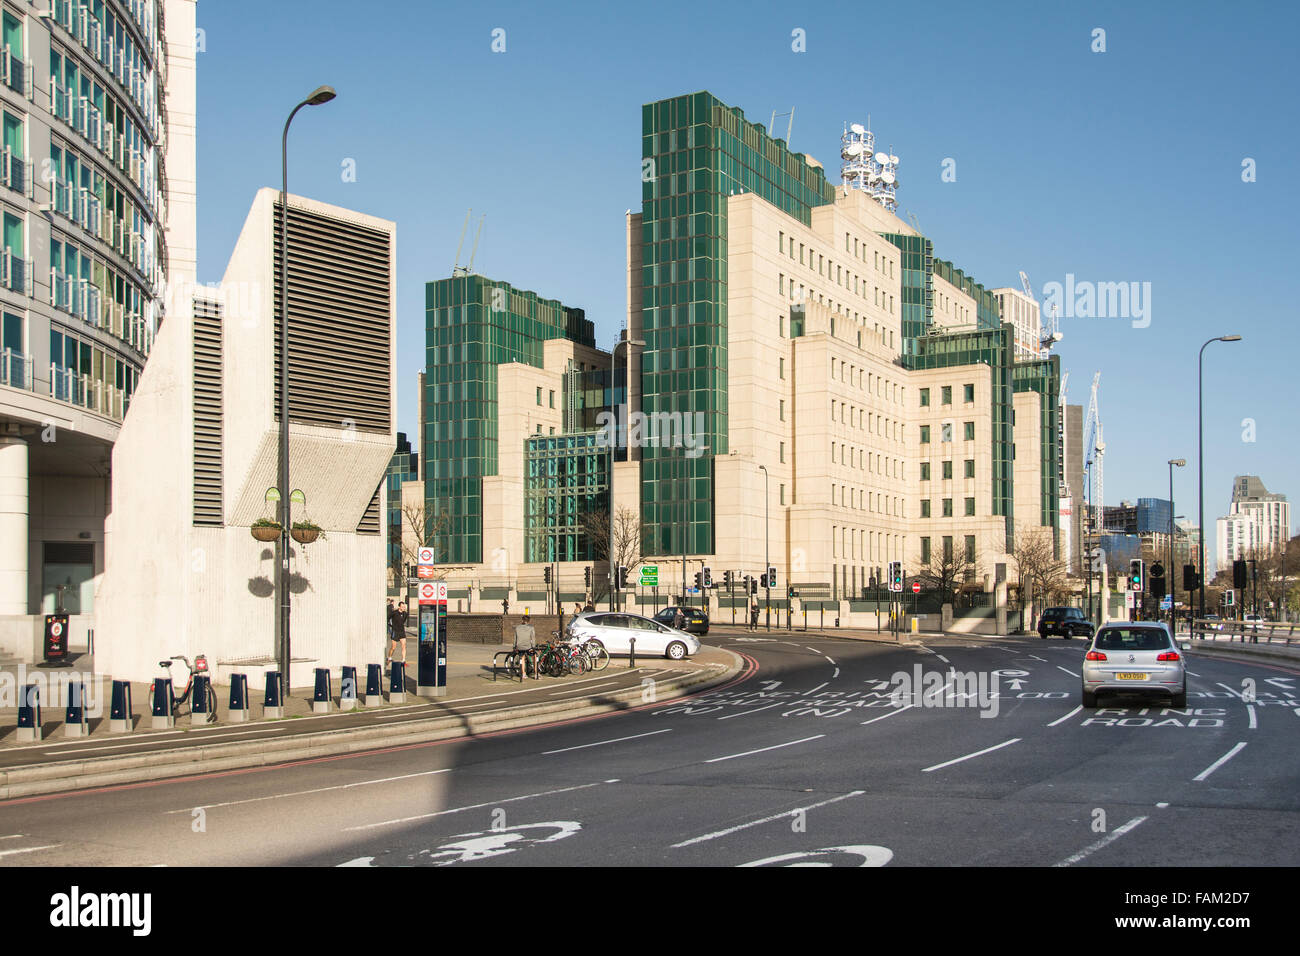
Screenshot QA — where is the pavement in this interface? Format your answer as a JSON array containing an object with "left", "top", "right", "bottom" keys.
[{"left": 0, "top": 640, "right": 743, "bottom": 800}]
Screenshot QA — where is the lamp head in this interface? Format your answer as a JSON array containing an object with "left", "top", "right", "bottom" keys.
[
  {"left": 306, "top": 85, "right": 337, "bottom": 106},
  {"left": 1219, "top": 334, "right": 1242, "bottom": 342},
  {"left": 1170, "top": 458, "right": 1186, "bottom": 467}
]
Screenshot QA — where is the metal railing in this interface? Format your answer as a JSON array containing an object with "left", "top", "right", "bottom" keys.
[
  {"left": 1, "top": 349, "right": 33, "bottom": 390},
  {"left": 1190, "top": 618, "right": 1299, "bottom": 646}
]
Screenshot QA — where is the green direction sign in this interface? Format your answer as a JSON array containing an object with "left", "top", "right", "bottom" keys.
[{"left": 639, "top": 565, "right": 658, "bottom": 586}]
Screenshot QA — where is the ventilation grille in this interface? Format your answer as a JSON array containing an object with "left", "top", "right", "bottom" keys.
[
  {"left": 357, "top": 481, "right": 381, "bottom": 535},
  {"left": 272, "top": 202, "right": 391, "bottom": 432},
  {"left": 193, "top": 296, "right": 224, "bottom": 526}
]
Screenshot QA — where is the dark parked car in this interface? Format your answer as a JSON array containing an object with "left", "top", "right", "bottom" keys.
[
  {"left": 653, "top": 606, "right": 710, "bottom": 635},
  {"left": 1038, "top": 606, "right": 1094, "bottom": 639}
]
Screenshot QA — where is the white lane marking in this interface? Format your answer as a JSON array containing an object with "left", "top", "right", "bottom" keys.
[
  {"left": 935, "top": 654, "right": 950, "bottom": 664},
  {"left": 1216, "top": 682, "right": 1248, "bottom": 700},
  {"left": 1053, "top": 816, "right": 1148, "bottom": 867},
  {"left": 1028, "top": 655, "right": 1048, "bottom": 662},
  {"left": 47, "top": 723, "right": 309, "bottom": 753},
  {"left": 672, "top": 790, "right": 865, "bottom": 848},
  {"left": 1194, "top": 742, "right": 1248, "bottom": 782},
  {"left": 344, "top": 780, "right": 617, "bottom": 832},
  {"left": 547, "top": 680, "right": 625, "bottom": 696},
  {"left": 717, "top": 702, "right": 782, "bottom": 721},
  {"left": 0, "top": 834, "right": 24, "bottom": 840},
  {"left": 1187, "top": 671, "right": 1201, "bottom": 678},
  {"left": 831, "top": 668, "right": 840, "bottom": 680},
  {"left": 165, "top": 769, "right": 452, "bottom": 813},
  {"left": 705, "top": 735, "right": 825, "bottom": 764},
  {"left": 1247, "top": 705, "right": 1257, "bottom": 730},
  {"left": 824, "top": 656, "right": 836, "bottom": 665},
  {"left": 861, "top": 704, "right": 913, "bottom": 726},
  {"left": 921, "top": 738, "right": 1022, "bottom": 773},
  {"left": 1156, "top": 802, "right": 1170, "bottom": 808},
  {"left": 1057, "top": 666, "right": 1080, "bottom": 678},
  {"left": 1048, "top": 706, "right": 1083, "bottom": 727},
  {"left": 0, "top": 844, "right": 61, "bottom": 858},
  {"left": 804, "top": 682, "right": 828, "bottom": 696},
  {"left": 542, "top": 729, "right": 672, "bottom": 755}
]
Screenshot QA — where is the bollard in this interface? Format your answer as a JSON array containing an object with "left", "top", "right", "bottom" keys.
[
  {"left": 629, "top": 636, "right": 636, "bottom": 668},
  {"left": 911, "top": 617, "right": 919, "bottom": 635},
  {"left": 340, "top": 666, "right": 357, "bottom": 712},
  {"left": 64, "top": 679, "right": 88, "bottom": 737},
  {"left": 109, "top": 680, "right": 133, "bottom": 733},
  {"left": 151, "top": 677, "right": 175, "bottom": 729},
  {"left": 312, "top": 668, "right": 332, "bottom": 714},
  {"left": 389, "top": 660, "right": 406, "bottom": 704},
  {"left": 190, "top": 674, "right": 213, "bottom": 725},
  {"left": 228, "top": 673, "right": 250, "bottom": 723},
  {"left": 264, "top": 670, "right": 284, "bottom": 719},
  {"left": 16, "top": 684, "right": 41, "bottom": 743},
  {"left": 365, "top": 663, "right": 384, "bottom": 707}
]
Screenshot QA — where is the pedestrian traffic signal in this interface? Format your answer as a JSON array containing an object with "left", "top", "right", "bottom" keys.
[
  {"left": 544, "top": 566, "right": 552, "bottom": 584},
  {"left": 1129, "top": 559, "right": 1144, "bottom": 593},
  {"left": 1233, "top": 559, "right": 1248, "bottom": 590},
  {"left": 584, "top": 566, "right": 592, "bottom": 588},
  {"left": 1183, "top": 564, "right": 1200, "bottom": 592},
  {"left": 703, "top": 567, "right": 713, "bottom": 588}
]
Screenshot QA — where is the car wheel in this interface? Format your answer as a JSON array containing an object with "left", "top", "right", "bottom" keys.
[
  {"left": 666, "top": 641, "right": 687, "bottom": 661},
  {"left": 1082, "top": 688, "right": 1098, "bottom": 708},
  {"left": 1172, "top": 684, "right": 1187, "bottom": 709}
]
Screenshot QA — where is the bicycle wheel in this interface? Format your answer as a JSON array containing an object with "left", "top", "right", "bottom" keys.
[
  {"left": 567, "top": 652, "right": 587, "bottom": 676},
  {"left": 206, "top": 684, "right": 218, "bottom": 722},
  {"left": 585, "top": 641, "right": 609, "bottom": 672}
]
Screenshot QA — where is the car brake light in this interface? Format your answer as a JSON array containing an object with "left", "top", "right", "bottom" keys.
[
  {"left": 1085, "top": 650, "right": 1107, "bottom": 661},
  {"left": 1157, "top": 651, "right": 1180, "bottom": 661}
]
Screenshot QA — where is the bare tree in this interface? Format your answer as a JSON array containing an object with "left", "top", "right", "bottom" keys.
[
  {"left": 916, "top": 538, "right": 980, "bottom": 605},
  {"left": 1014, "top": 523, "right": 1068, "bottom": 628},
  {"left": 579, "top": 506, "right": 642, "bottom": 602},
  {"left": 395, "top": 500, "right": 450, "bottom": 581}
]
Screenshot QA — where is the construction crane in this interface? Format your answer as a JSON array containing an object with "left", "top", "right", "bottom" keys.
[
  {"left": 451, "top": 210, "right": 486, "bottom": 277},
  {"left": 1082, "top": 371, "right": 1104, "bottom": 536}
]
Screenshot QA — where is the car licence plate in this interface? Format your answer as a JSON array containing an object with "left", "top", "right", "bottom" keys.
[{"left": 1116, "top": 673, "right": 1148, "bottom": 681}]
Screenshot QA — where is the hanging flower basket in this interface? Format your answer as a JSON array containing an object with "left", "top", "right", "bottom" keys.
[
  {"left": 251, "top": 519, "right": 282, "bottom": 542},
  {"left": 291, "top": 520, "right": 324, "bottom": 545}
]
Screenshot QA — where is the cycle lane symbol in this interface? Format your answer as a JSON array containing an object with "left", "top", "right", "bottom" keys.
[{"left": 338, "top": 821, "right": 582, "bottom": 867}]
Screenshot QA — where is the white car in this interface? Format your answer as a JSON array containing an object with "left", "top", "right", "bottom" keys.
[
  {"left": 1243, "top": 614, "right": 1264, "bottom": 631},
  {"left": 565, "top": 612, "right": 701, "bottom": 660}
]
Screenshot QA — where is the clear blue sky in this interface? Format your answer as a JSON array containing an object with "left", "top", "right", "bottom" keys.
[{"left": 194, "top": 0, "right": 1299, "bottom": 559}]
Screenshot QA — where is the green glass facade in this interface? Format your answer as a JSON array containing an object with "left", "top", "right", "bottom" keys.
[
  {"left": 639, "top": 91, "right": 835, "bottom": 556},
  {"left": 424, "top": 274, "right": 594, "bottom": 564},
  {"left": 1012, "top": 356, "right": 1062, "bottom": 547},
  {"left": 881, "top": 232, "right": 934, "bottom": 345},
  {"left": 905, "top": 325, "right": 1017, "bottom": 549},
  {"left": 933, "top": 258, "right": 1002, "bottom": 331},
  {"left": 386, "top": 432, "right": 417, "bottom": 572},
  {"left": 525, "top": 433, "right": 610, "bottom": 563}
]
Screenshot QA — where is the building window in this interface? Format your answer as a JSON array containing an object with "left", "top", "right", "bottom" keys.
[
  {"left": 942, "top": 460, "right": 953, "bottom": 480},
  {"left": 965, "top": 497, "right": 975, "bottom": 516},
  {"left": 780, "top": 441, "right": 785, "bottom": 463},
  {"left": 941, "top": 422, "right": 952, "bottom": 443},
  {"left": 942, "top": 386, "right": 952, "bottom": 405},
  {"left": 921, "top": 499, "right": 931, "bottom": 518},
  {"left": 921, "top": 537, "right": 931, "bottom": 564},
  {"left": 919, "top": 388, "right": 930, "bottom": 407},
  {"left": 920, "top": 462, "right": 930, "bottom": 481},
  {"left": 965, "top": 459, "right": 975, "bottom": 478},
  {"left": 779, "top": 356, "right": 785, "bottom": 379},
  {"left": 536, "top": 386, "right": 542, "bottom": 405},
  {"left": 779, "top": 399, "right": 785, "bottom": 421},
  {"left": 548, "top": 390, "right": 554, "bottom": 408},
  {"left": 943, "top": 536, "right": 953, "bottom": 562},
  {"left": 965, "top": 535, "right": 976, "bottom": 563},
  {"left": 920, "top": 425, "right": 930, "bottom": 444},
  {"left": 964, "top": 421, "right": 975, "bottom": 441},
  {"left": 943, "top": 498, "right": 953, "bottom": 517},
  {"left": 780, "top": 483, "right": 785, "bottom": 505},
  {"left": 964, "top": 383, "right": 974, "bottom": 403}
]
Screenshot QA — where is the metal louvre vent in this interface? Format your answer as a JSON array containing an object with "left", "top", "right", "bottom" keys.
[
  {"left": 357, "top": 481, "right": 381, "bottom": 535},
  {"left": 272, "top": 202, "right": 391, "bottom": 432},
  {"left": 193, "top": 296, "right": 224, "bottom": 526}
]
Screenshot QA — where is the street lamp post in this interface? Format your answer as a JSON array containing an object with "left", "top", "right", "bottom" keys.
[
  {"left": 277, "top": 85, "right": 336, "bottom": 695},
  {"left": 1168, "top": 458, "right": 1185, "bottom": 634},
  {"left": 759, "top": 464, "right": 769, "bottom": 631},
  {"left": 608, "top": 336, "right": 644, "bottom": 611},
  {"left": 1197, "top": 335, "right": 1241, "bottom": 628}
]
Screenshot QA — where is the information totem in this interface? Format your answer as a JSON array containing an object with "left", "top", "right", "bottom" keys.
[{"left": 418, "top": 580, "right": 448, "bottom": 697}]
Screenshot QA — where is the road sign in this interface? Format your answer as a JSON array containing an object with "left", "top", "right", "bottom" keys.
[
  {"left": 417, "top": 565, "right": 436, "bottom": 579},
  {"left": 418, "top": 581, "right": 437, "bottom": 603},
  {"left": 417, "top": 547, "right": 435, "bottom": 566},
  {"left": 1160, "top": 595, "right": 1173, "bottom": 610},
  {"left": 911, "top": 582, "right": 921, "bottom": 594},
  {"left": 639, "top": 565, "right": 658, "bottom": 587}
]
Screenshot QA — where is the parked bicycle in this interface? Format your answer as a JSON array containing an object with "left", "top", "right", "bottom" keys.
[{"left": 151, "top": 654, "right": 218, "bottom": 722}]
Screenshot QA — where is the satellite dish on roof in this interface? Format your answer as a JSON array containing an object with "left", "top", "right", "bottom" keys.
[
  {"left": 874, "top": 152, "right": 890, "bottom": 165},
  {"left": 851, "top": 123, "right": 865, "bottom": 134},
  {"left": 881, "top": 169, "right": 895, "bottom": 184},
  {"left": 889, "top": 154, "right": 899, "bottom": 165}
]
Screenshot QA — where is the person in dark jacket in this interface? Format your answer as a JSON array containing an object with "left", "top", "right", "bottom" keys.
[{"left": 387, "top": 601, "right": 409, "bottom": 665}]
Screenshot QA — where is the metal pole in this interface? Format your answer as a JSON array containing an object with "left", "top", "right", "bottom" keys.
[
  {"left": 1198, "top": 335, "right": 1242, "bottom": 628},
  {"left": 760, "top": 464, "right": 769, "bottom": 631},
  {"left": 609, "top": 342, "right": 620, "bottom": 612},
  {"left": 1169, "top": 462, "right": 1175, "bottom": 635}
]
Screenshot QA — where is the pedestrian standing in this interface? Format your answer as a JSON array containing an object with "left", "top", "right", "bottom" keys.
[
  {"left": 387, "top": 601, "right": 409, "bottom": 666},
  {"left": 750, "top": 595, "right": 759, "bottom": 631}
]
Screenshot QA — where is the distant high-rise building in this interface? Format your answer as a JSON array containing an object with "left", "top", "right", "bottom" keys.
[{"left": 1215, "top": 475, "right": 1289, "bottom": 572}]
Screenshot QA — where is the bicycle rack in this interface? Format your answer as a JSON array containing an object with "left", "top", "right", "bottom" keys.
[
  {"left": 263, "top": 671, "right": 284, "bottom": 719},
  {"left": 16, "top": 683, "right": 41, "bottom": 743},
  {"left": 109, "top": 680, "right": 133, "bottom": 733},
  {"left": 64, "top": 679, "right": 88, "bottom": 737},
  {"left": 190, "top": 674, "right": 213, "bottom": 725},
  {"left": 340, "top": 665, "right": 357, "bottom": 712},
  {"left": 312, "top": 668, "right": 332, "bottom": 714},
  {"left": 228, "top": 673, "right": 250, "bottom": 723},
  {"left": 151, "top": 677, "right": 175, "bottom": 729},
  {"left": 389, "top": 661, "right": 406, "bottom": 704},
  {"left": 364, "top": 663, "right": 384, "bottom": 707}
]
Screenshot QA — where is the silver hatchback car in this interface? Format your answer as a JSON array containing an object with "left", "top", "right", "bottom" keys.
[
  {"left": 1082, "top": 623, "right": 1187, "bottom": 708},
  {"left": 566, "top": 611, "right": 701, "bottom": 660}
]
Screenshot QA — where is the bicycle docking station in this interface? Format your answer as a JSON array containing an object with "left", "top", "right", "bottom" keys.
[
  {"left": 109, "top": 680, "right": 133, "bottom": 733},
  {"left": 16, "top": 684, "right": 41, "bottom": 743},
  {"left": 263, "top": 671, "right": 284, "bottom": 719},
  {"left": 64, "top": 679, "right": 88, "bottom": 737},
  {"left": 227, "top": 674, "right": 250, "bottom": 722},
  {"left": 190, "top": 674, "right": 213, "bottom": 725},
  {"left": 151, "top": 678, "right": 175, "bottom": 729},
  {"left": 313, "top": 668, "right": 333, "bottom": 714},
  {"left": 340, "top": 666, "right": 357, "bottom": 711},
  {"left": 417, "top": 591, "right": 447, "bottom": 698},
  {"left": 364, "top": 663, "right": 384, "bottom": 707},
  {"left": 389, "top": 661, "right": 406, "bottom": 704}
]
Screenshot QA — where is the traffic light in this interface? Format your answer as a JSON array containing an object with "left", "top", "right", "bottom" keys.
[
  {"left": 693, "top": 571, "right": 702, "bottom": 589},
  {"left": 1224, "top": 589, "right": 1235, "bottom": 607},
  {"left": 1183, "top": 564, "right": 1200, "bottom": 592},
  {"left": 702, "top": 567, "right": 713, "bottom": 588},
  {"left": 1233, "top": 559, "right": 1248, "bottom": 590},
  {"left": 723, "top": 570, "right": 733, "bottom": 590},
  {"left": 544, "top": 566, "right": 552, "bottom": 584},
  {"left": 1129, "top": 559, "right": 1144, "bottom": 593},
  {"left": 759, "top": 572, "right": 768, "bottom": 588},
  {"left": 584, "top": 566, "right": 592, "bottom": 588},
  {"left": 890, "top": 561, "right": 903, "bottom": 591},
  {"left": 750, "top": 576, "right": 758, "bottom": 596},
  {"left": 619, "top": 566, "right": 631, "bottom": 589},
  {"left": 767, "top": 566, "right": 777, "bottom": 589},
  {"left": 1149, "top": 562, "right": 1166, "bottom": 600}
]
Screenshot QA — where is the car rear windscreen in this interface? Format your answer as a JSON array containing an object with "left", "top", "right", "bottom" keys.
[{"left": 1096, "top": 628, "right": 1171, "bottom": 651}]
